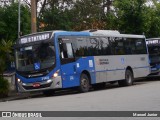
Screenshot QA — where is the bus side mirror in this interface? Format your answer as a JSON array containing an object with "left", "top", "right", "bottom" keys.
[{"left": 58, "top": 38, "right": 63, "bottom": 45}]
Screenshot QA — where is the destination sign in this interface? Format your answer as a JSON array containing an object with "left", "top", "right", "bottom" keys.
[
  {"left": 19, "top": 32, "right": 51, "bottom": 44},
  {"left": 146, "top": 40, "right": 159, "bottom": 45}
]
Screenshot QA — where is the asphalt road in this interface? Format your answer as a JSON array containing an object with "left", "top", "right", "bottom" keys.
[{"left": 0, "top": 78, "right": 160, "bottom": 120}]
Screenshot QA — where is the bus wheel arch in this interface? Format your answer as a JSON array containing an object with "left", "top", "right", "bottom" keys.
[
  {"left": 126, "top": 66, "right": 134, "bottom": 78},
  {"left": 118, "top": 66, "right": 134, "bottom": 86},
  {"left": 78, "top": 70, "right": 91, "bottom": 93}
]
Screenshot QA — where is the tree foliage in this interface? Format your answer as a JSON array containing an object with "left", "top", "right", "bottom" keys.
[
  {"left": 114, "top": 0, "right": 160, "bottom": 37},
  {"left": 0, "top": 77, "right": 9, "bottom": 98},
  {"left": 0, "top": 39, "right": 13, "bottom": 75},
  {"left": 0, "top": 39, "right": 13, "bottom": 98},
  {"left": 0, "top": 2, "right": 31, "bottom": 42},
  {"left": 146, "top": 0, "right": 160, "bottom": 37},
  {"left": 1, "top": 0, "right": 160, "bottom": 39},
  {"left": 38, "top": 5, "right": 74, "bottom": 31},
  {"left": 36, "top": 0, "right": 160, "bottom": 37}
]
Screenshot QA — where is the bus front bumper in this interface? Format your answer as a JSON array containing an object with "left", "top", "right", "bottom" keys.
[{"left": 16, "top": 76, "right": 62, "bottom": 92}]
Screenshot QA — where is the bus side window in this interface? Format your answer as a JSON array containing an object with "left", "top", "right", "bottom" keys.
[
  {"left": 60, "top": 42, "right": 75, "bottom": 64},
  {"left": 135, "top": 39, "right": 147, "bottom": 54},
  {"left": 66, "top": 43, "right": 74, "bottom": 58},
  {"left": 60, "top": 43, "right": 68, "bottom": 58}
]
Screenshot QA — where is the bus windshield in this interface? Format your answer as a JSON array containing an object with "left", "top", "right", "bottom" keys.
[
  {"left": 148, "top": 46, "right": 160, "bottom": 64},
  {"left": 15, "top": 42, "right": 55, "bottom": 72}
]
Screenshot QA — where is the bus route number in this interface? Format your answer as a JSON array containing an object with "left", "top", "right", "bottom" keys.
[{"left": 41, "top": 76, "right": 49, "bottom": 81}]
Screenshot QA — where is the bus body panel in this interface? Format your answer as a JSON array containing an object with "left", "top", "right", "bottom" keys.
[
  {"left": 94, "top": 55, "right": 150, "bottom": 83},
  {"left": 75, "top": 57, "right": 96, "bottom": 84},
  {"left": 61, "top": 56, "right": 96, "bottom": 88},
  {"left": 53, "top": 31, "right": 92, "bottom": 88}
]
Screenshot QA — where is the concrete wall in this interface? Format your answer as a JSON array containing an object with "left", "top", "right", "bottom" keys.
[{"left": 3, "top": 71, "right": 16, "bottom": 92}]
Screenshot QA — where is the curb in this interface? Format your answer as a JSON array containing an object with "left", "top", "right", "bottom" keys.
[{"left": 0, "top": 92, "right": 42, "bottom": 102}]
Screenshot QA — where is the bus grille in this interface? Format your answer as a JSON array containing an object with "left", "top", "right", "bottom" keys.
[{"left": 23, "top": 82, "right": 52, "bottom": 90}]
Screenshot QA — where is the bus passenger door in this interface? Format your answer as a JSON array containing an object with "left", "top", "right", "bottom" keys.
[{"left": 59, "top": 41, "right": 77, "bottom": 88}]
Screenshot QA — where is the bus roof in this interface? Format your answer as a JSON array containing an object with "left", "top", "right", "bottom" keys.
[
  {"left": 108, "top": 34, "right": 145, "bottom": 38},
  {"left": 84, "top": 29, "right": 145, "bottom": 38},
  {"left": 18, "top": 30, "right": 90, "bottom": 44},
  {"left": 146, "top": 38, "right": 160, "bottom": 45},
  {"left": 19, "top": 30, "right": 64, "bottom": 38},
  {"left": 146, "top": 38, "right": 160, "bottom": 41},
  {"left": 90, "top": 33, "right": 145, "bottom": 38},
  {"left": 18, "top": 30, "right": 145, "bottom": 44},
  {"left": 83, "top": 29, "right": 120, "bottom": 36},
  {"left": 20, "top": 30, "right": 145, "bottom": 38}
]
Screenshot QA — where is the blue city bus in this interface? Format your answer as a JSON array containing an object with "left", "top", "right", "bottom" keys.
[
  {"left": 146, "top": 38, "right": 160, "bottom": 76},
  {"left": 14, "top": 30, "right": 150, "bottom": 95}
]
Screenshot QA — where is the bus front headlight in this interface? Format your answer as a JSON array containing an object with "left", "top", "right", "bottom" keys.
[
  {"left": 17, "top": 78, "right": 21, "bottom": 83},
  {"left": 52, "top": 70, "right": 60, "bottom": 78}
]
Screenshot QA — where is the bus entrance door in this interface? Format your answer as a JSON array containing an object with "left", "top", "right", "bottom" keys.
[{"left": 59, "top": 42, "right": 77, "bottom": 88}]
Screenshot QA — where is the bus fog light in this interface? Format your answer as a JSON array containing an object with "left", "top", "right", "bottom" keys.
[
  {"left": 22, "top": 83, "right": 26, "bottom": 86},
  {"left": 47, "top": 79, "right": 52, "bottom": 83}
]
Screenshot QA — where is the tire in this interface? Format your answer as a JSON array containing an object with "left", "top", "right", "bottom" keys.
[
  {"left": 43, "top": 90, "right": 55, "bottom": 96},
  {"left": 79, "top": 74, "right": 90, "bottom": 93},
  {"left": 118, "top": 69, "right": 134, "bottom": 86}
]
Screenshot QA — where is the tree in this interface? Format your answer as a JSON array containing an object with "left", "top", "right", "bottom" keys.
[
  {"left": 112, "top": 0, "right": 160, "bottom": 37},
  {"left": 146, "top": 0, "right": 160, "bottom": 37},
  {"left": 38, "top": 0, "right": 75, "bottom": 31},
  {"left": 26, "top": 0, "right": 114, "bottom": 31},
  {"left": 70, "top": 0, "right": 106, "bottom": 30},
  {"left": 0, "top": 3, "right": 31, "bottom": 42},
  {"left": 37, "top": 0, "right": 111, "bottom": 31},
  {"left": 112, "top": 0, "right": 147, "bottom": 34},
  {"left": 0, "top": 39, "right": 12, "bottom": 97},
  {"left": 0, "top": 39, "right": 13, "bottom": 76}
]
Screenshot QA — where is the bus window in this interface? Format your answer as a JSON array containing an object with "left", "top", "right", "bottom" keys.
[
  {"left": 73, "top": 38, "right": 87, "bottom": 56},
  {"left": 66, "top": 43, "right": 74, "bottom": 58},
  {"left": 110, "top": 37, "right": 125, "bottom": 55},
  {"left": 87, "top": 37, "right": 111, "bottom": 56},
  {"left": 59, "top": 42, "right": 75, "bottom": 64},
  {"left": 37, "top": 43, "right": 54, "bottom": 60},
  {"left": 135, "top": 39, "right": 145, "bottom": 54}
]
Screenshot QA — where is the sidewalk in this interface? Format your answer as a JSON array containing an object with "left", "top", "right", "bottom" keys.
[{"left": 0, "top": 91, "right": 42, "bottom": 102}]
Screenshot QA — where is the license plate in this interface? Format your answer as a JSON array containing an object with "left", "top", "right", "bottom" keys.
[{"left": 33, "top": 83, "right": 40, "bottom": 87}]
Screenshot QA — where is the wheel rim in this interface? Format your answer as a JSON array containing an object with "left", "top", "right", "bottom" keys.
[
  {"left": 81, "top": 78, "right": 89, "bottom": 90},
  {"left": 126, "top": 73, "right": 132, "bottom": 83}
]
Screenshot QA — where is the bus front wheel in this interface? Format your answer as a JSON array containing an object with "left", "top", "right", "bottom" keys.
[
  {"left": 79, "top": 73, "right": 90, "bottom": 93},
  {"left": 118, "top": 69, "right": 133, "bottom": 86}
]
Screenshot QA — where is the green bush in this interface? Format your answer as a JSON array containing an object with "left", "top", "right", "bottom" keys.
[{"left": 0, "top": 77, "right": 9, "bottom": 98}]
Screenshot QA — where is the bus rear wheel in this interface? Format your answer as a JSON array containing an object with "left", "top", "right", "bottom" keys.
[
  {"left": 79, "top": 73, "right": 90, "bottom": 93},
  {"left": 118, "top": 69, "right": 133, "bottom": 86}
]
